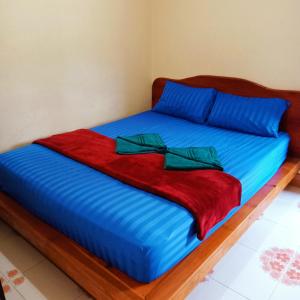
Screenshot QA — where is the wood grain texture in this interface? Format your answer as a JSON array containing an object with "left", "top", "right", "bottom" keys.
[
  {"left": 152, "top": 75, "right": 300, "bottom": 157},
  {"left": 0, "top": 158, "right": 298, "bottom": 300}
]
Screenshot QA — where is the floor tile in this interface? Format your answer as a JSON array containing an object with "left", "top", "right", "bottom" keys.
[
  {"left": 13, "top": 275, "right": 47, "bottom": 300},
  {"left": 211, "top": 243, "right": 278, "bottom": 300},
  {"left": 0, "top": 235, "right": 45, "bottom": 272},
  {"left": 0, "top": 252, "right": 47, "bottom": 299},
  {"left": 0, "top": 252, "right": 22, "bottom": 279},
  {"left": 186, "top": 277, "right": 247, "bottom": 300},
  {"left": 0, "top": 272, "right": 23, "bottom": 300},
  {"left": 0, "top": 220, "right": 16, "bottom": 243},
  {"left": 24, "top": 260, "right": 83, "bottom": 300},
  {"left": 211, "top": 243, "right": 256, "bottom": 286},
  {"left": 0, "top": 185, "right": 299, "bottom": 300},
  {"left": 263, "top": 186, "right": 300, "bottom": 232},
  {"left": 270, "top": 283, "right": 300, "bottom": 300},
  {"left": 238, "top": 218, "right": 300, "bottom": 251}
]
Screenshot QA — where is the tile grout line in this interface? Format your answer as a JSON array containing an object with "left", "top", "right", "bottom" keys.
[
  {"left": 209, "top": 277, "right": 251, "bottom": 300},
  {"left": 23, "top": 258, "right": 46, "bottom": 275},
  {"left": 0, "top": 248, "right": 45, "bottom": 292},
  {"left": 266, "top": 269, "right": 282, "bottom": 300},
  {"left": 233, "top": 240, "right": 258, "bottom": 254},
  {"left": 1, "top": 253, "right": 48, "bottom": 300},
  {"left": 15, "top": 287, "right": 26, "bottom": 300},
  {"left": 210, "top": 242, "right": 258, "bottom": 299},
  {"left": 262, "top": 215, "right": 298, "bottom": 231},
  {"left": 237, "top": 240, "right": 261, "bottom": 252},
  {"left": 267, "top": 283, "right": 279, "bottom": 300},
  {"left": 0, "top": 232, "right": 47, "bottom": 274}
]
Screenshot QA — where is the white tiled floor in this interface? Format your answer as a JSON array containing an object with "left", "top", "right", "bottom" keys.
[
  {"left": 0, "top": 185, "right": 300, "bottom": 300},
  {"left": 188, "top": 185, "right": 300, "bottom": 300}
]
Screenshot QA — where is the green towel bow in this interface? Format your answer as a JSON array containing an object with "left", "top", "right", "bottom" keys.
[{"left": 116, "top": 134, "right": 223, "bottom": 171}]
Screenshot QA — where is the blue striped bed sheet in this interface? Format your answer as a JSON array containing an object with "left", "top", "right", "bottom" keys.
[{"left": 0, "top": 111, "right": 289, "bottom": 282}]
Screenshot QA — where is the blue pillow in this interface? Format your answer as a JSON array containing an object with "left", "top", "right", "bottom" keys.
[
  {"left": 153, "top": 81, "right": 217, "bottom": 124},
  {"left": 207, "top": 91, "right": 290, "bottom": 137}
]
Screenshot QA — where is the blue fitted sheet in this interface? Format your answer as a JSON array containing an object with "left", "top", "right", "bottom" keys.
[{"left": 0, "top": 111, "right": 289, "bottom": 282}]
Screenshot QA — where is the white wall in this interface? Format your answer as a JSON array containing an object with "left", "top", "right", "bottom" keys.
[
  {"left": 1, "top": 0, "right": 300, "bottom": 151},
  {"left": 0, "top": 0, "right": 151, "bottom": 151},
  {"left": 152, "top": 0, "right": 300, "bottom": 89}
]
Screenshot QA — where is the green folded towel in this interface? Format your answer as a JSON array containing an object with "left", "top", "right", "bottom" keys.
[
  {"left": 116, "top": 133, "right": 167, "bottom": 154},
  {"left": 164, "top": 147, "right": 223, "bottom": 171},
  {"left": 116, "top": 134, "right": 223, "bottom": 171}
]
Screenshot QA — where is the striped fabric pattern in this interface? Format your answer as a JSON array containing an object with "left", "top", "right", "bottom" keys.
[
  {"left": 0, "top": 111, "right": 289, "bottom": 282},
  {"left": 207, "top": 92, "right": 289, "bottom": 137},
  {"left": 153, "top": 81, "right": 217, "bottom": 123}
]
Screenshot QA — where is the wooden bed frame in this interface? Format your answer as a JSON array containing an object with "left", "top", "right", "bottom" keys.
[{"left": 0, "top": 75, "right": 300, "bottom": 300}]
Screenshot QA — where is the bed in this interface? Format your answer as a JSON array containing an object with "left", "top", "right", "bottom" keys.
[{"left": 0, "top": 75, "right": 300, "bottom": 299}]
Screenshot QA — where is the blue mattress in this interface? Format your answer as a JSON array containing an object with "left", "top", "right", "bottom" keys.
[{"left": 0, "top": 111, "right": 289, "bottom": 282}]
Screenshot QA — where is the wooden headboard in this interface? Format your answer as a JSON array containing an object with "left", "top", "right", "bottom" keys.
[{"left": 152, "top": 75, "right": 300, "bottom": 157}]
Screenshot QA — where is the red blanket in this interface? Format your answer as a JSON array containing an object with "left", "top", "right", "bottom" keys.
[{"left": 34, "top": 129, "right": 241, "bottom": 239}]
